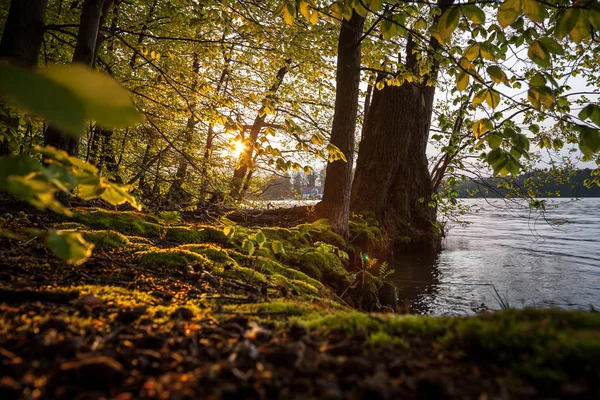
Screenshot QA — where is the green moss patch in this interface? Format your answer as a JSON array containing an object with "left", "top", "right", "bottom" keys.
[
  {"left": 302, "top": 309, "right": 600, "bottom": 386},
  {"left": 137, "top": 248, "right": 211, "bottom": 268},
  {"left": 227, "top": 250, "right": 324, "bottom": 292},
  {"left": 73, "top": 208, "right": 162, "bottom": 237},
  {"left": 165, "top": 226, "right": 229, "bottom": 245},
  {"left": 80, "top": 230, "right": 130, "bottom": 249}
]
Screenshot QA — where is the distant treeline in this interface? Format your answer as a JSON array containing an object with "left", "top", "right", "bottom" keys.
[{"left": 455, "top": 169, "right": 600, "bottom": 198}]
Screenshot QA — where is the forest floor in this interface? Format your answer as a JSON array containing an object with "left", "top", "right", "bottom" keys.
[{"left": 0, "top": 199, "right": 599, "bottom": 399}]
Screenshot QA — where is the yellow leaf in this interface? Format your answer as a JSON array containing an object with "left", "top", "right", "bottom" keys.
[{"left": 456, "top": 71, "right": 469, "bottom": 92}]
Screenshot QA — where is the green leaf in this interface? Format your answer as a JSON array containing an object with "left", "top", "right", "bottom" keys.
[
  {"left": 271, "top": 240, "right": 285, "bottom": 255},
  {"left": 0, "top": 65, "right": 85, "bottom": 136},
  {"left": 255, "top": 231, "right": 266, "bottom": 246},
  {"left": 456, "top": 71, "right": 469, "bottom": 92},
  {"left": 41, "top": 64, "right": 142, "bottom": 129},
  {"left": 527, "top": 40, "right": 550, "bottom": 68},
  {"left": 579, "top": 104, "right": 600, "bottom": 126},
  {"left": 223, "top": 226, "right": 236, "bottom": 238},
  {"left": 556, "top": 8, "right": 580, "bottom": 40},
  {"left": 463, "top": 5, "right": 485, "bottom": 24},
  {"left": 47, "top": 230, "right": 93, "bottom": 265},
  {"left": 488, "top": 132, "right": 503, "bottom": 149},
  {"left": 438, "top": 6, "right": 460, "bottom": 41},
  {"left": 569, "top": 12, "right": 591, "bottom": 43},
  {"left": 578, "top": 126, "right": 600, "bottom": 157},
  {"left": 513, "top": 133, "right": 530, "bottom": 152},
  {"left": 0, "top": 154, "right": 41, "bottom": 191},
  {"left": 242, "top": 239, "right": 255, "bottom": 256},
  {"left": 369, "top": 0, "right": 383, "bottom": 12},
  {"left": 100, "top": 185, "right": 138, "bottom": 208},
  {"left": 487, "top": 65, "right": 507, "bottom": 84},
  {"left": 498, "top": 0, "right": 521, "bottom": 28},
  {"left": 529, "top": 73, "right": 546, "bottom": 87},
  {"left": 521, "top": 0, "right": 545, "bottom": 23},
  {"left": 539, "top": 37, "right": 564, "bottom": 55}
]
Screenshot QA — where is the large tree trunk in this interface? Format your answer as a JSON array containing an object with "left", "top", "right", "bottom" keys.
[
  {"left": 351, "top": 1, "right": 454, "bottom": 252},
  {"left": 317, "top": 12, "right": 365, "bottom": 237},
  {"left": 44, "top": 0, "right": 106, "bottom": 155},
  {"left": 230, "top": 63, "right": 290, "bottom": 199},
  {"left": 351, "top": 83, "right": 437, "bottom": 251},
  {"left": 0, "top": 0, "right": 48, "bottom": 156}
]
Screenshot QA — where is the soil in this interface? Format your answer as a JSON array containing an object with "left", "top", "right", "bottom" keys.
[{"left": 0, "top": 197, "right": 597, "bottom": 399}]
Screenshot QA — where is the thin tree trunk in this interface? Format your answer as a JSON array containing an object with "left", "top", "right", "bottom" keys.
[
  {"left": 230, "top": 62, "right": 290, "bottom": 199},
  {"left": 351, "top": 0, "right": 454, "bottom": 252},
  {"left": 317, "top": 12, "right": 365, "bottom": 237},
  {"left": 0, "top": 0, "right": 48, "bottom": 156},
  {"left": 166, "top": 53, "right": 200, "bottom": 203},
  {"left": 44, "top": 0, "right": 106, "bottom": 156},
  {"left": 130, "top": 0, "right": 158, "bottom": 69},
  {"left": 199, "top": 56, "right": 230, "bottom": 198}
]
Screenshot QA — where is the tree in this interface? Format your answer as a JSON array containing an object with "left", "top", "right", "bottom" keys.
[
  {"left": 0, "top": 0, "right": 49, "bottom": 155},
  {"left": 291, "top": 0, "right": 600, "bottom": 253},
  {"left": 317, "top": 11, "right": 365, "bottom": 237},
  {"left": 351, "top": 1, "right": 454, "bottom": 251},
  {"left": 44, "top": 0, "right": 110, "bottom": 155}
]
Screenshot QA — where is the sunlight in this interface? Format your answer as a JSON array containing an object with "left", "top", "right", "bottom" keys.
[{"left": 231, "top": 140, "right": 245, "bottom": 157}]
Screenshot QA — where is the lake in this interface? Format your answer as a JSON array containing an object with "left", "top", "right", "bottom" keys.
[{"left": 392, "top": 198, "right": 600, "bottom": 315}]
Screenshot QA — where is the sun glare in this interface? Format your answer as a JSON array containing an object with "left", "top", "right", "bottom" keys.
[{"left": 231, "top": 140, "right": 245, "bottom": 157}]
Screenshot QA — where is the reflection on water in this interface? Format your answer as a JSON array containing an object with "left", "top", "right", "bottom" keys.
[{"left": 390, "top": 198, "right": 600, "bottom": 315}]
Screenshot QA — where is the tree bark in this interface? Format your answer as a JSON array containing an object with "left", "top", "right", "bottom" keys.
[
  {"left": 166, "top": 53, "right": 200, "bottom": 203},
  {"left": 317, "top": 12, "right": 365, "bottom": 237},
  {"left": 230, "top": 63, "right": 290, "bottom": 199},
  {"left": 351, "top": 0, "right": 454, "bottom": 252},
  {"left": 0, "top": 0, "right": 49, "bottom": 155},
  {"left": 44, "top": 0, "right": 105, "bottom": 155}
]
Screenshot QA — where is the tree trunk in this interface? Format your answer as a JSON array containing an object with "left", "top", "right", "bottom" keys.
[
  {"left": 199, "top": 58, "right": 230, "bottom": 199},
  {"left": 129, "top": 0, "right": 158, "bottom": 69},
  {"left": 44, "top": 0, "right": 105, "bottom": 155},
  {"left": 351, "top": 83, "right": 437, "bottom": 251},
  {"left": 166, "top": 54, "right": 200, "bottom": 203},
  {"left": 317, "top": 12, "right": 365, "bottom": 237},
  {"left": 351, "top": 1, "right": 454, "bottom": 252},
  {"left": 230, "top": 63, "right": 290, "bottom": 199},
  {"left": 96, "top": 128, "right": 122, "bottom": 183},
  {"left": 0, "top": 0, "right": 48, "bottom": 155}
]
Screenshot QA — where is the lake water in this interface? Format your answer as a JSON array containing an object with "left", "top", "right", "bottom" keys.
[{"left": 392, "top": 198, "right": 600, "bottom": 315}]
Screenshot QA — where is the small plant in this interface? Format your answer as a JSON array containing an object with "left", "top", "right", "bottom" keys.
[
  {"left": 341, "top": 253, "right": 396, "bottom": 310},
  {"left": 158, "top": 211, "right": 181, "bottom": 225},
  {"left": 222, "top": 226, "right": 285, "bottom": 257},
  {"left": 314, "top": 241, "right": 349, "bottom": 261}
]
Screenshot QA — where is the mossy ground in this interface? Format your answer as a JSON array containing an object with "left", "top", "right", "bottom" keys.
[{"left": 0, "top": 205, "right": 598, "bottom": 398}]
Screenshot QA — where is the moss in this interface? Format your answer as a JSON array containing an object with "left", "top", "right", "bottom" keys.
[
  {"left": 302, "top": 309, "right": 600, "bottom": 387},
  {"left": 79, "top": 230, "right": 130, "bottom": 249},
  {"left": 221, "top": 299, "right": 320, "bottom": 317},
  {"left": 227, "top": 250, "right": 324, "bottom": 291},
  {"left": 164, "top": 227, "right": 205, "bottom": 243},
  {"left": 181, "top": 244, "right": 236, "bottom": 264},
  {"left": 165, "top": 226, "right": 229, "bottom": 245},
  {"left": 365, "top": 331, "right": 408, "bottom": 350},
  {"left": 137, "top": 248, "right": 211, "bottom": 268},
  {"left": 297, "top": 250, "right": 352, "bottom": 288},
  {"left": 297, "top": 219, "right": 347, "bottom": 249},
  {"left": 54, "top": 222, "right": 87, "bottom": 230},
  {"left": 126, "top": 235, "right": 154, "bottom": 245},
  {"left": 73, "top": 208, "right": 162, "bottom": 237},
  {"left": 349, "top": 214, "right": 387, "bottom": 252}
]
